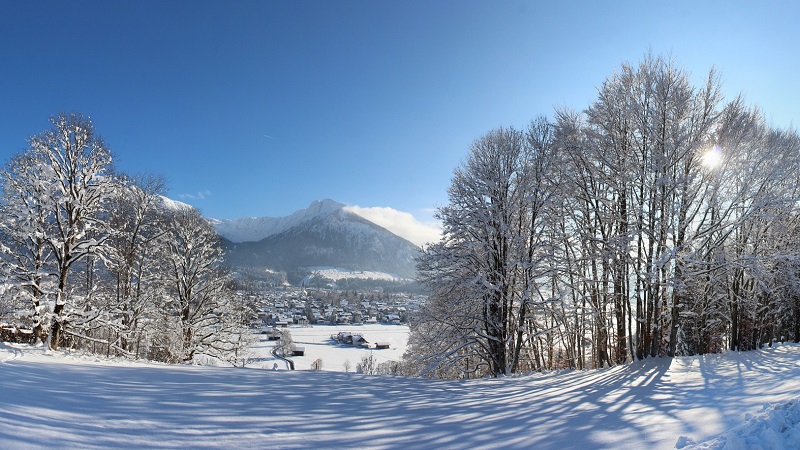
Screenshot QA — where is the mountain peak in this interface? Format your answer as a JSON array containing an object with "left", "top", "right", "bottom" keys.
[
  {"left": 202, "top": 198, "right": 420, "bottom": 283},
  {"left": 305, "top": 199, "right": 345, "bottom": 216},
  {"left": 158, "top": 195, "right": 193, "bottom": 212},
  {"left": 221, "top": 199, "right": 419, "bottom": 280},
  {"left": 213, "top": 199, "right": 349, "bottom": 243}
]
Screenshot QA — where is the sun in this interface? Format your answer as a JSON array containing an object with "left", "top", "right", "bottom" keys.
[{"left": 701, "top": 146, "right": 723, "bottom": 169}]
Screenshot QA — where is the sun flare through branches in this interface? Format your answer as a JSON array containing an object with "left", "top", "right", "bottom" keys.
[{"left": 701, "top": 145, "right": 723, "bottom": 169}]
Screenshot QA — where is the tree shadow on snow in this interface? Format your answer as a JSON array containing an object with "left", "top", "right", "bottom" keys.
[{"left": 1, "top": 345, "right": 799, "bottom": 449}]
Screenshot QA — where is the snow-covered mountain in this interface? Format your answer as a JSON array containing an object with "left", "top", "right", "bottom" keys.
[
  {"left": 216, "top": 199, "right": 420, "bottom": 282},
  {"left": 158, "top": 195, "right": 194, "bottom": 212},
  {"left": 211, "top": 199, "right": 344, "bottom": 243}
]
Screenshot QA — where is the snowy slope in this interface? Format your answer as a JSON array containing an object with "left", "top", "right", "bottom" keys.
[
  {"left": 2, "top": 342, "right": 800, "bottom": 449},
  {"left": 157, "top": 195, "right": 193, "bottom": 212},
  {"left": 303, "top": 267, "right": 404, "bottom": 283}
]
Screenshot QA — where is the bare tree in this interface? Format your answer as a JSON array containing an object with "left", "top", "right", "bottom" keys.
[
  {"left": 159, "top": 206, "right": 239, "bottom": 362},
  {"left": 0, "top": 151, "right": 55, "bottom": 342},
  {"left": 19, "top": 113, "right": 116, "bottom": 350},
  {"left": 357, "top": 353, "right": 376, "bottom": 375},
  {"left": 0, "top": 113, "right": 255, "bottom": 364},
  {"left": 105, "top": 174, "right": 168, "bottom": 355},
  {"left": 410, "top": 53, "right": 800, "bottom": 378},
  {"left": 414, "top": 122, "right": 557, "bottom": 377}
]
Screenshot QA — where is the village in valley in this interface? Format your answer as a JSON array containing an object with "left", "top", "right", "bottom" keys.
[
  {"left": 243, "top": 286, "right": 423, "bottom": 329},
  {"left": 238, "top": 285, "right": 416, "bottom": 373},
  {"left": 235, "top": 286, "right": 420, "bottom": 370}
]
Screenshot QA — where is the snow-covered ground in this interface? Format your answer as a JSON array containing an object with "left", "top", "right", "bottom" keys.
[
  {"left": 249, "top": 324, "right": 409, "bottom": 371},
  {"left": 304, "top": 267, "right": 406, "bottom": 283},
  {"left": 2, "top": 340, "right": 800, "bottom": 449},
  {"left": 677, "top": 398, "right": 800, "bottom": 449}
]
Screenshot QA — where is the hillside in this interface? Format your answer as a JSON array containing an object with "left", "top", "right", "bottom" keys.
[{"left": 2, "top": 341, "right": 800, "bottom": 449}]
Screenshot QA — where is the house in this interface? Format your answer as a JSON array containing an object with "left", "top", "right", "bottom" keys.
[
  {"left": 375, "top": 342, "right": 390, "bottom": 349},
  {"left": 352, "top": 334, "right": 370, "bottom": 348},
  {"left": 293, "top": 346, "right": 305, "bottom": 356},
  {"left": 260, "top": 328, "right": 282, "bottom": 340},
  {"left": 331, "top": 332, "right": 370, "bottom": 347},
  {"left": 332, "top": 331, "right": 353, "bottom": 344},
  {"left": 383, "top": 314, "right": 401, "bottom": 325}
]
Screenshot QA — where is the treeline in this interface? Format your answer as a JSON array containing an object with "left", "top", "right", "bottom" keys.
[
  {"left": 408, "top": 54, "right": 800, "bottom": 378},
  {"left": 0, "top": 113, "right": 253, "bottom": 364}
]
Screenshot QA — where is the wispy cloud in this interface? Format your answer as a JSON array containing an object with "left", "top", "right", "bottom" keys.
[
  {"left": 344, "top": 205, "right": 442, "bottom": 247},
  {"left": 179, "top": 190, "right": 212, "bottom": 201}
]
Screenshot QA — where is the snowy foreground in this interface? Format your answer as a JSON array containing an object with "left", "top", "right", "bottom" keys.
[{"left": 2, "top": 342, "right": 800, "bottom": 449}]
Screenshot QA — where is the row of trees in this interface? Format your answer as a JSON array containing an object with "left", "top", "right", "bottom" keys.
[
  {"left": 0, "top": 113, "right": 253, "bottom": 364},
  {"left": 409, "top": 54, "right": 800, "bottom": 378}
]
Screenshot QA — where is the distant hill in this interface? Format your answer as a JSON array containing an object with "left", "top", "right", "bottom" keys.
[{"left": 213, "top": 199, "right": 420, "bottom": 284}]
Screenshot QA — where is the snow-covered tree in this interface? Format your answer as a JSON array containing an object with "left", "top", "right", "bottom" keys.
[
  {"left": 0, "top": 113, "right": 116, "bottom": 349},
  {"left": 411, "top": 53, "right": 800, "bottom": 377},
  {"left": 158, "top": 206, "right": 245, "bottom": 362},
  {"left": 414, "top": 121, "right": 557, "bottom": 377},
  {"left": 550, "top": 54, "right": 724, "bottom": 361},
  {"left": 104, "top": 174, "right": 169, "bottom": 356},
  {"left": 36, "top": 113, "right": 116, "bottom": 350},
  {"left": 274, "top": 328, "right": 295, "bottom": 357},
  {"left": 0, "top": 150, "right": 56, "bottom": 341},
  {"left": 0, "top": 112, "right": 255, "bottom": 364}
]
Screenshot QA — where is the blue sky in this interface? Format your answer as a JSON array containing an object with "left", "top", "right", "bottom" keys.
[{"left": 1, "top": 1, "right": 798, "bottom": 229}]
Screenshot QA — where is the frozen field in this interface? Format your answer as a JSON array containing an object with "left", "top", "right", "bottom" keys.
[{"left": 249, "top": 324, "right": 409, "bottom": 371}]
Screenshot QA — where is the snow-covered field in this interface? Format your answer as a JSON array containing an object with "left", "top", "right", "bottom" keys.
[
  {"left": 249, "top": 324, "right": 409, "bottom": 371},
  {"left": 304, "top": 267, "right": 406, "bottom": 283},
  {"left": 2, "top": 339, "right": 800, "bottom": 449}
]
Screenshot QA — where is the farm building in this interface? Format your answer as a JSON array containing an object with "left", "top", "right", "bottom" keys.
[{"left": 331, "top": 331, "right": 370, "bottom": 348}]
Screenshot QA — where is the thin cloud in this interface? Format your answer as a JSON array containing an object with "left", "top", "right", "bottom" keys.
[
  {"left": 344, "top": 205, "right": 442, "bottom": 247},
  {"left": 179, "top": 190, "right": 212, "bottom": 200}
]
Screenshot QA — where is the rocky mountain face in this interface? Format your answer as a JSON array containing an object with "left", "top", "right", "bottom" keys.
[{"left": 215, "top": 199, "right": 420, "bottom": 283}]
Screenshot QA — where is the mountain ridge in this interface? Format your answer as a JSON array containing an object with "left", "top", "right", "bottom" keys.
[
  {"left": 215, "top": 199, "right": 420, "bottom": 283},
  {"left": 210, "top": 199, "right": 347, "bottom": 244}
]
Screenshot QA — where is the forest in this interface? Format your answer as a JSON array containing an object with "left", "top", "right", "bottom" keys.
[
  {"left": 408, "top": 54, "right": 800, "bottom": 378},
  {"left": 0, "top": 112, "right": 252, "bottom": 364}
]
